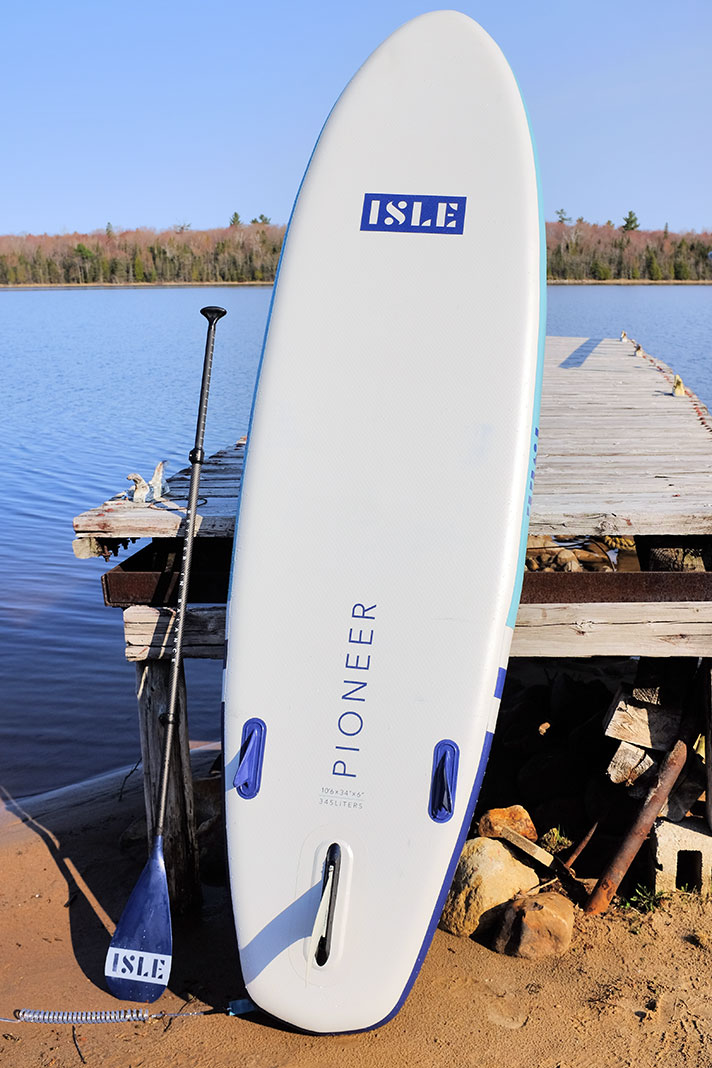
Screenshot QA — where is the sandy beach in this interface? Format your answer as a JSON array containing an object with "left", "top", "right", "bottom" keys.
[{"left": 2, "top": 757, "right": 712, "bottom": 1068}]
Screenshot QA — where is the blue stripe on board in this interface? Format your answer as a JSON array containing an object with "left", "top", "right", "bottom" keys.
[
  {"left": 559, "top": 337, "right": 604, "bottom": 369},
  {"left": 504, "top": 67, "right": 547, "bottom": 631},
  {"left": 494, "top": 666, "right": 507, "bottom": 700}
]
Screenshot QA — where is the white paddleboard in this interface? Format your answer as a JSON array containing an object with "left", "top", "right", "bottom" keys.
[{"left": 223, "top": 10, "right": 544, "bottom": 1034}]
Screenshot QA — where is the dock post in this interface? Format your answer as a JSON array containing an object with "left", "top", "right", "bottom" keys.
[{"left": 135, "top": 660, "right": 201, "bottom": 913}]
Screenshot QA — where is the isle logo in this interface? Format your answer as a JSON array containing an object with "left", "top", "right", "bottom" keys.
[
  {"left": 360, "top": 194, "right": 466, "bottom": 235},
  {"left": 105, "top": 948, "right": 170, "bottom": 985}
]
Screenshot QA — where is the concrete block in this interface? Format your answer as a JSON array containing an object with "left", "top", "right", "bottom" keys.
[{"left": 650, "top": 817, "right": 712, "bottom": 897}]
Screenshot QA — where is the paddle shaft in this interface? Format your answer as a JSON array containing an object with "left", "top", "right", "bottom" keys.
[{"left": 155, "top": 306, "right": 226, "bottom": 838}]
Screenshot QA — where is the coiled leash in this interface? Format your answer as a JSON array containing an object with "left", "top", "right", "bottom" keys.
[{"left": 0, "top": 998, "right": 255, "bottom": 1025}]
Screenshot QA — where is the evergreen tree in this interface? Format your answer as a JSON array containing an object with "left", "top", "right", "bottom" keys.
[
  {"left": 229, "top": 212, "right": 242, "bottom": 227},
  {"left": 621, "top": 210, "right": 640, "bottom": 232},
  {"left": 645, "top": 247, "right": 663, "bottom": 280},
  {"left": 590, "top": 258, "right": 612, "bottom": 280}
]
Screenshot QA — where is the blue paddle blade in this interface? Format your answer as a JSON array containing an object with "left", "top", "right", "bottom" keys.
[{"left": 104, "top": 836, "right": 172, "bottom": 1003}]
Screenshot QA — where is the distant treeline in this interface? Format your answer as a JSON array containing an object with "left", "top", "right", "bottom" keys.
[
  {"left": 1, "top": 218, "right": 711, "bottom": 285},
  {"left": 0, "top": 223, "right": 286, "bottom": 286},
  {"left": 547, "top": 219, "right": 712, "bottom": 281}
]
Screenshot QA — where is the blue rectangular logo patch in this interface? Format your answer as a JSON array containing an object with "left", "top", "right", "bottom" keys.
[{"left": 360, "top": 194, "right": 466, "bottom": 235}]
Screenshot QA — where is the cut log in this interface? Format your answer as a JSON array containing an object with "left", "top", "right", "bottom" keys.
[
  {"left": 606, "top": 740, "right": 656, "bottom": 785},
  {"left": 603, "top": 687, "right": 683, "bottom": 751}
]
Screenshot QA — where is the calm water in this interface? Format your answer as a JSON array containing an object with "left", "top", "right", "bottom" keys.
[
  {"left": 1, "top": 287, "right": 270, "bottom": 799},
  {"left": 547, "top": 285, "right": 712, "bottom": 404},
  {"left": 1, "top": 284, "right": 710, "bottom": 798}
]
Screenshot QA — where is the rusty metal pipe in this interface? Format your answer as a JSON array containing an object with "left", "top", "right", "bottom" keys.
[
  {"left": 563, "top": 819, "right": 600, "bottom": 871},
  {"left": 584, "top": 738, "right": 689, "bottom": 914}
]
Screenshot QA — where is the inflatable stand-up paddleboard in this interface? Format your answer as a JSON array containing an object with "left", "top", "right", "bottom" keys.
[{"left": 223, "top": 10, "right": 544, "bottom": 1034}]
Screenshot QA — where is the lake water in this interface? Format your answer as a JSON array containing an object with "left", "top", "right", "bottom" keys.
[{"left": 1, "top": 284, "right": 711, "bottom": 799}]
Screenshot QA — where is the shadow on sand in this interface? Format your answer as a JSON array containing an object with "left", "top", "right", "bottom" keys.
[{"left": 0, "top": 747, "right": 244, "bottom": 1014}]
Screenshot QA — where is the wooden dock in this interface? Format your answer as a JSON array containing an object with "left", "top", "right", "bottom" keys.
[
  {"left": 74, "top": 334, "right": 712, "bottom": 662},
  {"left": 532, "top": 336, "right": 712, "bottom": 538},
  {"left": 72, "top": 335, "right": 712, "bottom": 903}
]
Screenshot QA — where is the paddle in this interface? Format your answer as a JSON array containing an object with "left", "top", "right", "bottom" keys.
[{"left": 104, "top": 305, "right": 227, "bottom": 1003}]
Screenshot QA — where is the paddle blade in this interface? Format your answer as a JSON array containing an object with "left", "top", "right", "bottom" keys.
[{"left": 104, "top": 837, "right": 172, "bottom": 1003}]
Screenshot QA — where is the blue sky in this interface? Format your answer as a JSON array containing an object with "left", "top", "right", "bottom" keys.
[{"left": 3, "top": 0, "right": 710, "bottom": 235}]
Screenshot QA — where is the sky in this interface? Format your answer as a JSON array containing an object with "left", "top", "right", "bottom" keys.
[{"left": 2, "top": 0, "right": 710, "bottom": 235}]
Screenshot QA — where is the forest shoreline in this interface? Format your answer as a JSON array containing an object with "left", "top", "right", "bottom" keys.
[
  {"left": 0, "top": 280, "right": 273, "bottom": 290},
  {"left": 3, "top": 278, "right": 712, "bottom": 290},
  {"left": 2, "top": 220, "right": 711, "bottom": 287},
  {"left": 548, "top": 278, "right": 712, "bottom": 285}
]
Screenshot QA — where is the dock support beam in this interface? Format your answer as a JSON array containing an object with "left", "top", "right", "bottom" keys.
[{"left": 135, "top": 661, "right": 201, "bottom": 914}]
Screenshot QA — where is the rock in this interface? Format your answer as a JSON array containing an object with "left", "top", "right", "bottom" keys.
[
  {"left": 649, "top": 546, "right": 705, "bottom": 572},
  {"left": 478, "top": 804, "right": 537, "bottom": 842},
  {"left": 196, "top": 812, "right": 226, "bottom": 885},
  {"left": 573, "top": 547, "right": 613, "bottom": 571},
  {"left": 555, "top": 548, "right": 582, "bottom": 572},
  {"left": 119, "top": 814, "right": 148, "bottom": 849},
  {"left": 439, "top": 837, "right": 539, "bottom": 938},
  {"left": 193, "top": 773, "right": 222, "bottom": 824},
  {"left": 193, "top": 774, "right": 227, "bottom": 884},
  {"left": 492, "top": 892, "right": 574, "bottom": 958}
]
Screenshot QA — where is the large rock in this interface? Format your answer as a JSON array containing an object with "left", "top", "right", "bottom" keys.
[
  {"left": 492, "top": 892, "right": 574, "bottom": 958},
  {"left": 439, "top": 837, "right": 538, "bottom": 938},
  {"left": 478, "top": 804, "right": 537, "bottom": 842}
]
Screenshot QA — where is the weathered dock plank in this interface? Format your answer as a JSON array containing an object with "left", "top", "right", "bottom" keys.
[
  {"left": 530, "top": 336, "right": 712, "bottom": 536},
  {"left": 123, "top": 602, "right": 712, "bottom": 661}
]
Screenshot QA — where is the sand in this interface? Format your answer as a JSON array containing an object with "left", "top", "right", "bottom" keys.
[{"left": 2, "top": 765, "right": 712, "bottom": 1068}]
